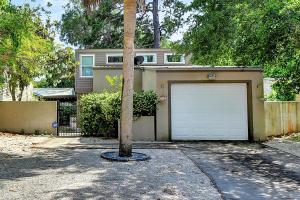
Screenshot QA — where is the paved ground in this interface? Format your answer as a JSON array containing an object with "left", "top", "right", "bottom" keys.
[
  {"left": 264, "top": 133, "right": 300, "bottom": 157},
  {"left": 1, "top": 134, "right": 300, "bottom": 200},
  {"left": 0, "top": 135, "right": 221, "bottom": 200},
  {"left": 181, "top": 142, "right": 300, "bottom": 200}
]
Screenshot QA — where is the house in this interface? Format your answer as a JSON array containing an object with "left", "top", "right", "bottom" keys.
[{"left": 75, "top": 49, "right": 265, "bottom": 141}]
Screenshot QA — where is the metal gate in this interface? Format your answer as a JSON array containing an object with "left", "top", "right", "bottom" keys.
[{"left": 58, "top": 101, "right": 81, "bottom": 136}]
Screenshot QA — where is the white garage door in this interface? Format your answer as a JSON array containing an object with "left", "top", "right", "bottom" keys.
[{"left": 171, "top": 83, "right": 248, "bottom": 140}]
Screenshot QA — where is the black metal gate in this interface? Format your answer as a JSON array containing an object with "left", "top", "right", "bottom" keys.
[{"left": 58, "top": 101, "right": 81, "bottom": 136}]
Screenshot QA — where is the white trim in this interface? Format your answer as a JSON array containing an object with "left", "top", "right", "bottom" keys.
[
  {"left": 164, "top": 53, "right": 185, "bottom": 64},
  {"left": 106, "top": 53, "right": 123, "bottom": 64},
  {"left": 79, "top": 54, "right": 95, "bottom": 78},
  {"left": 136, "top": 53, "right": 157, "bottom": 64}
]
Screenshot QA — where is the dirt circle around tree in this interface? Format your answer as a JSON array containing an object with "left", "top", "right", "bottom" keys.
[{"left": 101, "top": 151, "right": 151, "bottom": 162}]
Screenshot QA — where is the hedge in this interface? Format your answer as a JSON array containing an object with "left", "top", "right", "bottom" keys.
[{"left": 79, "top": 90, "right": 158, "bottom": 136}]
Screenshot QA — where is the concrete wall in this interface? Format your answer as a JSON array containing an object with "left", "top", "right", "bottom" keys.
[
  {"left": 265, "top": 101, "right": 300, "bottom": 137},
  {"left": 155, "top": 70, "right": 265, "bottom": 141},
  {"left": 93, "top": 68, "right": 142, "bottom": 93},
  {"left": 119, "top": 116, "right": 155, "bottom": 141},
  {"left": 0, "top": 101, "right": 57, "bottom": 135}
]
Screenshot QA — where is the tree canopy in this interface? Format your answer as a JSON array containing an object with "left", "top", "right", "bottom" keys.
[
  {"left": 174, "top": 0, "right": 300, "bottom": 100},
  {"left": 0, "top": 1, "right": 54, "bottom": 100},
  {"left": 59, "top": 0, "right": 186, "bottom": 48}
]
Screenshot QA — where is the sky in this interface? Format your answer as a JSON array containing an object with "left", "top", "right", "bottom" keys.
[{"left": 11, "top": 0, "right": 191, "bottom": 47}]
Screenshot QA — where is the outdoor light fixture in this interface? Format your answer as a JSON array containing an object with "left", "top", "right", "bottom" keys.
[
  {"left": 134, "top": 56, "right": 144, "bottom": 66},
  {"left": 207, "top": 73, "right": 217, "bottom": 80},
  {"left": 159, "top": 95, "right": 167, "bottom": 102}
]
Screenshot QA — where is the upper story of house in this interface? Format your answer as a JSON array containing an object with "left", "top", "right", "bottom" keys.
[{"left": 75, "top": 48, "right": 189, "bottom": 93}]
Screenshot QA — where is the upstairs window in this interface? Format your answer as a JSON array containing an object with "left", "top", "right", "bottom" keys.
[
  {"left": 136, "top": 53, "right": 157, "bottom": 64},
  {"left": 164, "top": 53, "right": 185, "bottom": 64},
  {"left": 106, "top": 53, "right": 123, "bottom": 64},
  {"left": 80, "top": 55, "right": 94, "bottom": 77}
]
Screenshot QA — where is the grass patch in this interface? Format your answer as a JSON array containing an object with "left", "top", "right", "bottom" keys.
[{"left": 289, "top": 135, "right": 300, "bottom": 142}]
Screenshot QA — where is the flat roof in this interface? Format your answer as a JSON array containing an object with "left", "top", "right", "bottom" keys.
[
  {"left": 142, "top": 65, "right": 262, "bottom": 71},
  {"left": 76, "top": 48, "right": 173, "bottom": 53},
  {"left": 93, "top": 65, "right": 262, "bottom": 72},
  {"left": 33, "top": 88, "right": 75, "bottom": 98}
]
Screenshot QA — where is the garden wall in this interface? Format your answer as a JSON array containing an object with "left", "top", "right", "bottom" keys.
[
  {"left": 0, "top": 101, "right": 57, "bottom": 135},
  {"left": 265, "top": 101, "right": 300, "bottom": 137}
]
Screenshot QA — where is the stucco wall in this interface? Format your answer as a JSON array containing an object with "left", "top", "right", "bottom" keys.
[
  {"left": 93, "top": 68, "right": 142, "bottom": 93},
  {"left": 154, "top": 70, "right": 265, "bottom": 141},
  {"left": 0, "top": 101, "right": 57, "bottom": 135}
]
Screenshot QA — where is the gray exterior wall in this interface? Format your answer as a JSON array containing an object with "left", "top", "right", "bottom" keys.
[{"left": 75, "top": 49, "right": 188, "bottom": 93}]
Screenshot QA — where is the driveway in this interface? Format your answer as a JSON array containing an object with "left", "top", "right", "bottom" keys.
[
  {"left": 0, "top": 134, "right": 221, "bottom": 200},
  {"left": 180, "top": 142, "right": 300, "bottom": 200}
]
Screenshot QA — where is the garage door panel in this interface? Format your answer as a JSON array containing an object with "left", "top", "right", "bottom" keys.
[{"left": 171, "top": 83, "right": 248, "bottom": 140}]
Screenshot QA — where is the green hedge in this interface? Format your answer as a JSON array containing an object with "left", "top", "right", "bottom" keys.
[{"left": 79, "top": 90, "right": 158, "bottom": 136}]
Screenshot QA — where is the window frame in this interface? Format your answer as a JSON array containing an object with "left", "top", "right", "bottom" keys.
[
  {"left": 106, "top": 53, "right": 123, "bottom": 64},
  {"left": 136, "top": 53, "right": 157, "bottom": 64},
  {"left": 79, "top": 54, "right": 95, "bottom": 78},
  {"left": 164, "top": 53, "right": 185, "bottom": 64}
]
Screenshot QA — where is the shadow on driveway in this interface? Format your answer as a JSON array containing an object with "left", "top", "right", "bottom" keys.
[{"left": 180, "top": 142, "right": 300, "bottom": 200}]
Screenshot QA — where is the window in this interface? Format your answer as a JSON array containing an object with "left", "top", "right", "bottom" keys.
[
  {"left": 80, "top": 55, "right": 94, "bottom": 77},
  {"left": 164, "top": 53, "right": 185, "bottom": 64},
  {"left": 136, "top": 53, "right": 157, "bottom": 64},
  {"left": 106, "top": 53, "right": 123, "bottom": 64}
]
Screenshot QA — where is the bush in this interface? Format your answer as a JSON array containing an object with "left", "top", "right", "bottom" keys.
[{"left": 79, "top": 90, "right": 158, "bottom": 136}]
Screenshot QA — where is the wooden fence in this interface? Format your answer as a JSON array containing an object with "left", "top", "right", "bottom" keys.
[{"left": 265, "top": 101, "right": 300, "bottom": 137}]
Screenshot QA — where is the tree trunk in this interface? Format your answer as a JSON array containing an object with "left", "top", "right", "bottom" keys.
[
  {"left": 18, "top": 85, "right": 24, "bottom": 101},
  {"left": 119, "top": 0, "right": 137, "bottom": 157},
  {"left": 153, "top": 0, "right": 160, "bottom": 48},
  {"left": 9, "top": 82, "right": 16, "bottom": 101}
]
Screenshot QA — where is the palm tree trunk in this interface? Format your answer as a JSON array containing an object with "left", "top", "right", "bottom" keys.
[{"left": 119, "top": 0, "right": 137, "bottom": 157}]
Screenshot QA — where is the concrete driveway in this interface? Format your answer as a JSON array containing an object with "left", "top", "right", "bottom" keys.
[{"left": 180, "top": 142, "right": 300, "bottom": 200}]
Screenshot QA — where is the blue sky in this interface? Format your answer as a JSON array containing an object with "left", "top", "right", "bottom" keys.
[{"left": 11, "top": 0, "right": 191, "bottom": 46}]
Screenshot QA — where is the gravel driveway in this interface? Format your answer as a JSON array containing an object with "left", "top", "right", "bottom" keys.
[
  {"left": 0, "top": 135, "right": 221, "bottom": 200},
  {"left": 181, "top": 142, "right": 300, "bottom": 200}
]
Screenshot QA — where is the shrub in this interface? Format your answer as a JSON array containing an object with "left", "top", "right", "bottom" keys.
[{"left": 79, "top": 90, "right": 158, "bottom": 136}]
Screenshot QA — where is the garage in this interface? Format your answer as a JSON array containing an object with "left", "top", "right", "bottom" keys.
[{"left": 171, "top": 83, "right": 249, "bottom": 140}]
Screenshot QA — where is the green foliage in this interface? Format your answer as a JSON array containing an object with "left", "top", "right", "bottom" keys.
[
  {"left": 37, "top": 46, "right": 78, "bottom": 88},
  {"left": 79, "top": 91, "right": 158, "bottom": 136},
  {"left": 105, "top": 75, "right": 123, "bottom": 92},
  {"left": 175, "top": 0, "right": 300, "bottom": 100},
  {"left": 133, "top": 90, "right": 158, "bottom": 116},
  {"left": 0, "top": 2, "right": 54, "bottom": 100},
  {"left": 79, "top": 92, "right": 121, "bottom": 136},
  {"left": 59, "top": 0, "right": 187, "bottom": 48}
]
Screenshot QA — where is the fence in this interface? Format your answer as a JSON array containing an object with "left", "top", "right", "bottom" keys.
[
  {"left": 0, "top": 101, "right": 57, "bottom": 135},
  {"left": 265, "top": 101, "right": 300, "bottom": 137}
]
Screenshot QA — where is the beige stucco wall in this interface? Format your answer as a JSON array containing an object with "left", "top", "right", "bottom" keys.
[
  {"left": 0, "top": 101, "right": 57, "bottom": 135},
  {"left": 93, "top": 68, "right": 142, "bottom": 93},
  {"left": 154, "top": 70, "right": 265, "bottom": 141},
  {"left": 142, "top": 70, "right": 157, "bottom": 91},
  {"left": 118, "top": 116, "right": 155, "bottom": 141}
]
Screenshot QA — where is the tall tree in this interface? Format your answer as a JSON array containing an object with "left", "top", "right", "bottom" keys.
[
  {"left": 0, "top": 2, "right": 53, "bottom": 101},
  {"left": 37, "top": 46, "right": 77, "bottom": 88},
  {"left": 82, "top": 0, "right": 142, "bottom": 156},
  {"left": 175, "top": 0, "right": 300, "bottom": 100},
  {"left": 62, "top": 0, "right": 185, "bottom": 48}
]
